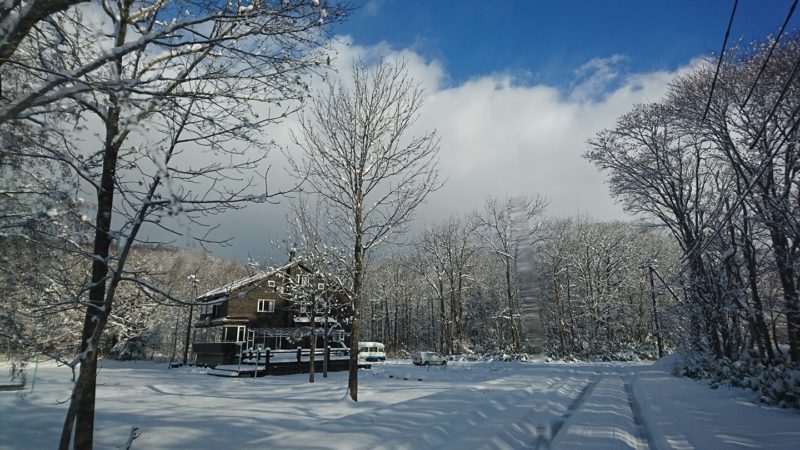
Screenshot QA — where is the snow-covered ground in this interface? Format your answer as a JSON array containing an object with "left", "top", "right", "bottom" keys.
[{"left": 1, "top": 358, "right": 798, "bottom": 449}]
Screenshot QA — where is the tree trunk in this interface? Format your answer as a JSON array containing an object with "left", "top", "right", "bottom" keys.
[
  {"left": 731, "top": 202, "right": 774, "bottom": 360},
  {"left": 647, "top": 266, "right": 664, "bottom": 358},
  {"left": 505, "top": 259, "right": 520, "bottom": 351},
  {"left": 323, "top": 301, "right": 329, "bottom": 378},
  {"left": 60, "top": 96, "right": 124, "bottom": 450},
  {"left": 182, "top": 303, "right": 194, "bottom": 365},
  {"left": 742, "top": 225, "right": 774, "bottom": 361},
  {"left": 438, "top": 283, "right": 449, "bottom": 354},
  {"left": 393, "top": 300, "right": 399, "bottom": 350},
  {"left": 566, "top": 269, "right": 576, "bottom": 350},
  {"left": 309, "top": 294, "right": 316, "bottom": 384},
  {"left": 554, "top": 269, "right": 566, "bottom": 353},
  {"left": 384, "top": 296, "right": 390, "bottom": 347},
  {"left": 449, "top": 280, "right": 459, "bottom": 353},
  {"left": 768, "top": 226, "right": 800, "bottom": 362},
  {"left": 348, "top": 224, "right": 363, "bottom": 401},
  {"left": 429, "top": 296, "right": 435, "bottom": 351}
]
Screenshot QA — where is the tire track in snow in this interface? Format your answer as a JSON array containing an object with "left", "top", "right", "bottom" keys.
[
  {"left": 546, "top": 376, "right": 651, "bottom": 450},
  {"left": 531, "top": 375, "right": 602, "bottom": 448},
  {"left": 249, "top": 373, "right": 592, "bottom": 449},
  {"left": 624, "top": 379, "right": 655, "bottom": 450},
  {"left": 439, "top": 375, "right": 594, "bottom": 449}
]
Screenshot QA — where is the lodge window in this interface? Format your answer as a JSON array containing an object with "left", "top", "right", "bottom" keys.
[
  {"left": 317, "top": 283, "right": 325, "bottom": 290},
  {"left": 267, "top": 280, "right": 275, "bottom": 287},
  {"left": 257, "top": 299, "right": 275, "bottom": 313},
  {"left": 223, "top": 326, "right": 246, "bottom": 343}
]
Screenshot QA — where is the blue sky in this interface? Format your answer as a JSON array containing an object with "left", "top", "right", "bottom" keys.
[
  {"left": 203, "top": 1, "right": 800, "bottom": 261},
  {"left": 336, "top": 0, "right": 799, "bottom": 89}
]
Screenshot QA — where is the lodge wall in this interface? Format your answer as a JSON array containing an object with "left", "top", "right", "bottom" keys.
[{"left": 226, "top": 282, "right": 294, "bottom": 328}]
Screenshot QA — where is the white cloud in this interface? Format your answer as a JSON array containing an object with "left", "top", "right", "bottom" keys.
[
  {"left": 130, "top": 36, "right": 702, "bottom": 261},
  {"left": 323, "top": 36, "right": 446, "bottom": 93},
  {"left": 569, "top": 54, "right": 627, "bottom": 101},
  {"left": 317, "top": 41, "right": 698, "bottom": 227}
]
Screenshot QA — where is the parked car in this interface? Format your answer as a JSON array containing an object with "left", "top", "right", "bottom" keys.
[{"left": 412, "top": 351, "right": 447, "bottom": 366}]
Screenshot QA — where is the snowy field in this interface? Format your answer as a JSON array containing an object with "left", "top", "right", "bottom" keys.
[{"left": 1, "top": 358, "right": 799, "bottom": 449}]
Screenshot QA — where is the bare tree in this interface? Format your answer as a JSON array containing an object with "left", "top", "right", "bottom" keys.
[
  {"left": 668, "top": 36, "right": 800, "bottom": 362},
  {"left": 0, "top": 0, "right": 86, "bottom": 68},
  {"left": 586, "top": 103, "right": 732, "bottom": 358},
  {"left": 2, "top": 1, "right": 347, "bottom": 448},
  {"left": 533, "top": 217, "right": 679, "bottom": 359},
  {"left": 586, "top": 35, "right": 800, "bottom": 366},
  {"left": 415, "top": 215, "right": 478, "bottom": 354},
  {"left": 288, "top": 59, "right": 441, "bottom": 401},
  {"left": 361, "top": 251, "right": 420, "bottom": 351}
]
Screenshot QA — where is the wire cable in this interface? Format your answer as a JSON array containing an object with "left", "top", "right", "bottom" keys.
[
  {"left": 653, "top": 38, "right": 800, "bottom": 290},
  {"left": 666, "top": 85, "right": 800, "bottom": 288},
  {"left": 701, "top": 0, "right": 739, "bottom": 124},
  {"left": 741, "top": 0, "right": 798, "bottom": 109}
]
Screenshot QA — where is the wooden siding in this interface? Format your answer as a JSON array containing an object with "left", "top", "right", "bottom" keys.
[
  {"left": 201, "top": 262, "right": 347, "bottom": 329},
  {"left": 228, "top": 294, "right": 292, "bottom": 328},
  {"left": 193, "top": 342, "right": 240, "bottom": 366},
  {"left": 217, "top": 302, "right": 228, "bottom": 319},
  {"left": 209, "top": 271, "right": 302, "bottom": 327}
]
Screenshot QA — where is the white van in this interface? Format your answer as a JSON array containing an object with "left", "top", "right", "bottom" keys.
[
  {"left": 412, "top": 351, "right": 447, "bottom": 366},
  {"left": 358, "top": 341, "right": 386, "bottom": 362}
]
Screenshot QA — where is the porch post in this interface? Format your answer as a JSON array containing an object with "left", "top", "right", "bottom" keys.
[
  {"left": 237, "top": 342, "right": 243, "bottom": 374},
  {"left": 296, "top": 346, "right": 302, "bottom": 373}
]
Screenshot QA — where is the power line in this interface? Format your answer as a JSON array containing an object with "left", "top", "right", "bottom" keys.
[
  {"left": 701, "top": 0, "right": 739, "bottom": 124},
  {"left": 741, "top": 0, "right": 798, "bottom": 109},
  {"left": 631, "top": 1, "right": 800, "bottom": 307},
  {"left": 667, "top": 86, "right": 800, "bottom": 288},
  {"left": 659, "top": 40, "right": 800, "bottom": 290}
]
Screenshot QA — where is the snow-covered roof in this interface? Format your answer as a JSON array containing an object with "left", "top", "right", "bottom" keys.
[{"left": 196, "top": 260, "right": 312, "bottom": 302}]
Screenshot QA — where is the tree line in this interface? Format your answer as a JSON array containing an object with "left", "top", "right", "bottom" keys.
[
  {"left": 585, "top": 35, "right": 800, "bottom": 368},
  {"left": 355, "top": 206, "right": 679, "bottom": 360},
  {"left": 1, "top": 240, "right": 249, "bottom": 362}
]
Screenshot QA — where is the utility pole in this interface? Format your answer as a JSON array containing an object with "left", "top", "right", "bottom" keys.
[
  {"left": 645, "top": 260, "right": 664, "bottom": 359},
  {"left": 183, "top": 274, "right": 198, "bottom": 365}
]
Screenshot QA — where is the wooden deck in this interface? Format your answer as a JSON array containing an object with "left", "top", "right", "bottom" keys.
[{"left": 208, "top": 358, "right": 365, "bottom": 377}]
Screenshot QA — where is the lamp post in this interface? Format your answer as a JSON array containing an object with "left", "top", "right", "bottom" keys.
[{"left": 183, "top": 274, "right": 198, "bottom": 365}]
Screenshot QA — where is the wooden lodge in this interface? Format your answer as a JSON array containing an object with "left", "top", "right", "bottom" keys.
[{"left": 191, "top": 253, "right": 351, "bottom": 372}]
